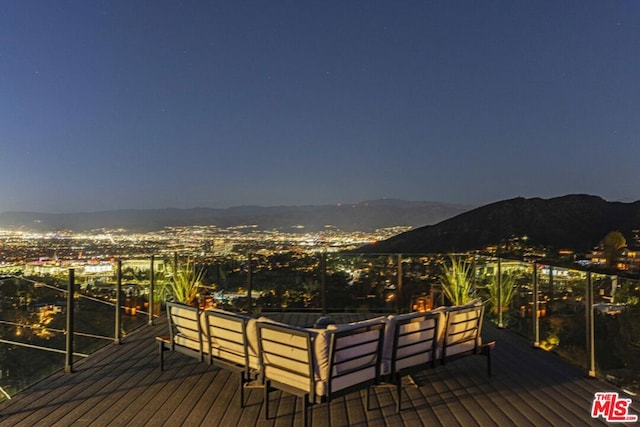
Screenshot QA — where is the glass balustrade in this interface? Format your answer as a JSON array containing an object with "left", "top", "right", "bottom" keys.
[
  {"left": 2, "top": 251, "right": 639, "bottom": 402},
  {"left": 0, "top": 264, "right": 159, "bottom": 402}
]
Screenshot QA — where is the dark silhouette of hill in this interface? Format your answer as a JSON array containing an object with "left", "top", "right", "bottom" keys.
[
  {"left": 359, "top": 195, "right": 640, "bottom": 254},
  {"left": 0, "top": 200, "right": 471, "bottom": 232}
]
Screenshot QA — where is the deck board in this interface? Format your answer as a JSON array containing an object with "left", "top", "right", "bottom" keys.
[{"left": 1, "top": 314, "right": 639, "bottom": 427}]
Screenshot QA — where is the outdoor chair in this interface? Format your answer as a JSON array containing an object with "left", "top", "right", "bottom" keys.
[
  {"left": 203, "top": 308, "right": 260, "bottom": 408},
  {"left": 440, "top": 303, "right": 495, "bottom": 376},
  {"left": 385, "top": 311, "right": 440, "bottom": 412},
  {"left": 157, "top": 302, "right": 203, "bottom": 371},
  {"left": 257, "top": 318, "right": 386, "bottom": 427}
]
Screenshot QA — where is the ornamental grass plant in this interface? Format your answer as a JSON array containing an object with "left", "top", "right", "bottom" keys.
[
  {"left": 439, "top": 256, "right": 475, "bottom": 306},
  {"left": 167, "top": 261, "right": 205, "bottom": 305},
  {"left": 486, "top": 270, "right": 517, "bottom": 315}
]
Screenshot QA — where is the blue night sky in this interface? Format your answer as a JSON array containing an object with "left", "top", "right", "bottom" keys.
[{"left": 1, "top": 1, "right": 639, "bottom": 213}]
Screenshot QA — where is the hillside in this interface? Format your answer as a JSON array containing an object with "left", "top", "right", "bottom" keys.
[
  {"left": 0, "top": 200, "right": 471, "bottom": 232},
  {"left": 360, "top": 195, "right": 640, "bottom": 254}
]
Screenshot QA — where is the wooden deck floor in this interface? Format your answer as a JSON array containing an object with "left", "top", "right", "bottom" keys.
[{"left": 1, "top": 313, "right": 639, "bottom": 426}]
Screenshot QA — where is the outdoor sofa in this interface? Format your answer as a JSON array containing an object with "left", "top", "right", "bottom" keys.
[
  {"left": 158, "top": 303, "right": 259, "bottom": 407},
  {"left": 377, "top": 299, "right": 493, "bottom": 412},
  {"left": 158, "top": 299, "right": 494, "bottom": 424}
]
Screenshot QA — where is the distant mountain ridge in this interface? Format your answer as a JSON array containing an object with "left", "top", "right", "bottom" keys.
[
  {"left": 0, "top": 200, "right": 472, "bottom": 232},
  {"left": 360, "top": 195, "right": 640, "bottom": 254}
]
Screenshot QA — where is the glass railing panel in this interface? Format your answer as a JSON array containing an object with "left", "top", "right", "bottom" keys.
[
  {"left": 250, "top": 252, "right": 321, "bottom": 313},
  {"left": 115, "top": 257, "right": 168, "bottom": 324},
  {"left": 475, "top": 256, "right": 506, "bottom": 323},
  {"left": 591, "top": 272, "right": 616, "bottom": 375},
  {"left": 0, "top": 260, "right": 161, "bottom": 402},
  {"left": 400, "top": 254, "right": 444, "bottom": 313},
  {"left": 493, "top": 260, "right": 534, "bottom": 338},
  {"left": 203, "top": 252, "right": 415, "bottom": 315},
  {"left": 0, "top": 275, "right": 69, "bottom": 400},
  {"left": 594, "top": 275, "right": 640, "bottom": 393},
  {"left": 537, "top": 264, "right": 558, "bottom": 350},
  {"left": 5, "top": 250, "right": 639, "bottom": 402},
  {"left": 0, "top": 341, "right": 65, "bottom": 403},
  {"left": 201, "top": 253, "right": 323, "bottom": 314},
  {"left": 201, "top": 255, "right": 249, "bottom": 311},
  {"left": 404, "top": 253, "right": 480, "bottom": 311},
  {"left": 473, "top": 255, "right": 495, "bottom": 311},
  {"left": 538, "top": 268, "right": 588, "bottom": 367},
  {"left": 324, "top": 253, "right": 400, "bottom": 313}
]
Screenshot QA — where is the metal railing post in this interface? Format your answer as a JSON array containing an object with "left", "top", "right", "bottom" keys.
[
  {"left": 247, "top": 253, "right": 253, "bottom": 315},
  {"left": 65, "top": 268, "right": 75, "bottom": 373},
  {"left": 149, "top": 255, "right": 155, "bottom": 326},
  {"left": 587, "top": 271, "right": 596, "bottom": 377},
  {"left": 397, "top": 253, "right": 403, "bottom": 313},
  {"left": 471, "top": 254, "right": 477, "bottom": 293},
  {"left": 532, "top": 262, "right": 540, "bottom": 347},
  {"left": 173, "top": 252, "right": 178, "bottom": 273},
  {"left": 115, "top": 260, "right": 122, "bottom": 344},
  {"left": 548, "top": 265, "right": 554, "bottom": 315},
  {"left": 497, "top": 257, "right": 503, "bottom": 328},
  {"left": 320, "top": 253, "right": 327, "bottom": 315}
]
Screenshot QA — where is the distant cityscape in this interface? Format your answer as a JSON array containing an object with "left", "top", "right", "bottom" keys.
[
  {"left": 2, "top": 222, "right": 640, "bottom": 277},
  {"left": 0, "top": 224, "right": 412, "bottom": 276}
]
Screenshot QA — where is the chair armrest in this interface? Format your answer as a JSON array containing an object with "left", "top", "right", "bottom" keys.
[
  {"left": 156, "top": 335, "right": 170, "bottom": 344},
  {"left": 481, "top": 341, "right": 495, "bottom": 355}
]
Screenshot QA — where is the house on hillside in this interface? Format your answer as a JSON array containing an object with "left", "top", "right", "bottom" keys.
[{"left": 591, "top": 246, "right": 640, "bottom": 273}]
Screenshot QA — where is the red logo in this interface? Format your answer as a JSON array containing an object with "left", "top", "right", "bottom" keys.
[{"left": 592, "top": 392, "right": 638, "bottom": 422}]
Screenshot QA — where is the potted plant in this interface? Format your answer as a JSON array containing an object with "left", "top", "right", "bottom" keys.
[
  {"left": 166, "top": 261, "right": 205, "bottom": 306},
  {"left": 439, "top": 255, "right": 475, "bottom": 306}
]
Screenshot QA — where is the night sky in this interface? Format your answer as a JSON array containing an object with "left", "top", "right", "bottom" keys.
[{"left": 2, "top": 1, "right": 639, "bottom": 213}]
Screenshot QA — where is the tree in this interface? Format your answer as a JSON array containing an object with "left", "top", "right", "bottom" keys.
[{"left": 601, "top": 231, "right": 626, "bottom": 269}]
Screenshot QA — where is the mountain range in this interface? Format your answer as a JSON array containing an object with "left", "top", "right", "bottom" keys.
[
  {"left": 3, "top": 195, "right": 638, "bottom": 255},
  {"left": 0, "top": 199, "right": 471, "bottom": 233},
  {"left": 360, "top": 195, "right": 640, "bottom": 254}
]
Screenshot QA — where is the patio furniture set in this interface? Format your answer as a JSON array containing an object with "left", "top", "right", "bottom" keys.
[{"left": 157, "top": 300, "right": 494, "bottom": 426}]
